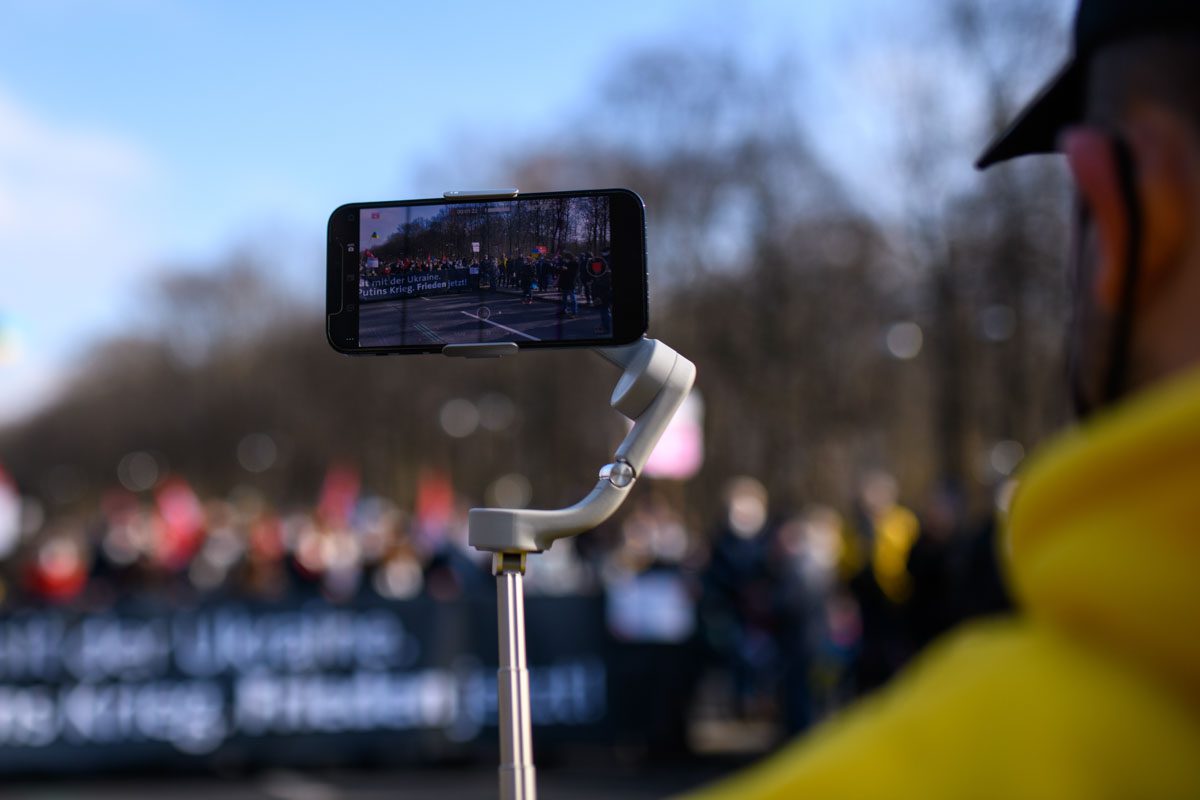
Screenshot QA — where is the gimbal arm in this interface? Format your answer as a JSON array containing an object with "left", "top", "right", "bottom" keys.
[{"left": 468, "top": 337, "right": 696, "bottom": 555}]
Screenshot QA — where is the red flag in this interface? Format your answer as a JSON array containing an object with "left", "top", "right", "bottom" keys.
[
  {"left": 319, "top": 463, "right": 361, "bottom": 526},
  {"left": 154, "top": 476, "right": 205, "bottom": 571},
  {"left": 415, "top": 469, "right": 454, "bottom": 528}
]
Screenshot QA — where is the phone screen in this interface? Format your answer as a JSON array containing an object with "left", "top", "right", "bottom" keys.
[{"left": 327, "top": 190, "right": 647, "bottom": 354}]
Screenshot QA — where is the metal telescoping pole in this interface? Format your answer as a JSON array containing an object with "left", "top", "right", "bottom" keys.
[{"left": 494, "top": 552, "right": 536, "bottom": 800}]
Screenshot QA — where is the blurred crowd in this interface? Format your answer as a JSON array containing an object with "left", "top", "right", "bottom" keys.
[
  {"left": 593, "top": 474, "right": 1012, "bottom": 741},
  {"left": 0, "top": 466, "right": 493, "bottom": 611},
  {"left": 0, "top": 463, "right": 1012, "bottom": 741}
]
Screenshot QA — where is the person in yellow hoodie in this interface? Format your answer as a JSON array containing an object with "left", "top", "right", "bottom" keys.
[{"left": 686, "top": 0, "right": 1200, "bottom": 797}]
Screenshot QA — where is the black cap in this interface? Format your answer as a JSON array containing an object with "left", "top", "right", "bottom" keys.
[{"left": 976, "top": 0, "right": 1200, "bottom": 169}]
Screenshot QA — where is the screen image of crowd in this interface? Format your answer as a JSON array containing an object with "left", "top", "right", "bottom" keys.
[
  {"left": 356, "top": 197, "right": 615, "bottom": 347},
  {"left": 0, "top": 459, "right": 1010, "bottom": 768}
]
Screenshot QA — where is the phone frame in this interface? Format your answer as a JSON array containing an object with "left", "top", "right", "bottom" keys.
[{"left": 326, "top": 188, "right": 648, "bottom": 355}]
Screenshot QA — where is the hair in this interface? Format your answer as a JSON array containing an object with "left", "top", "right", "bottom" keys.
[{"left": 1088, "top": 33, "right": 1200, "bottom": 138}]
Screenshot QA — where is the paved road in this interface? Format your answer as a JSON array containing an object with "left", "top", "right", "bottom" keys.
[
  {"left": 6, "top": 761, "right": 743, "bottom": 799},
  {"left": 360, "top": 290, "right": 605, "bottom": 348}
]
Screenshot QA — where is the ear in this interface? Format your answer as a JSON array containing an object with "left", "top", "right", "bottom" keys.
[
  {"left": 1063, "top": 127, "right": 1127, "bottom": 312},
  {"left": 1063, "top": 116, "right": 1194, "bottom": 314}
]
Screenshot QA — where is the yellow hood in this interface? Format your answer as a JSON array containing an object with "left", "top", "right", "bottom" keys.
[
  {"left": 1007, "top": 365, "right": 1200, "bottom": 712},
  {"left": 684, "top": 368, "right": 1200, "bottom": 800}
]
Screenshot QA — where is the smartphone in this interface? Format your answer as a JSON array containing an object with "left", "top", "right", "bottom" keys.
[{"left": 326, "top": 188, "right": 648, "bottom": 355}]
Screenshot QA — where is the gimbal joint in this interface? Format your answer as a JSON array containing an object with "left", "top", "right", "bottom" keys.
[{"left": 599, "top": 459, "right": 636, "bottom": 489}]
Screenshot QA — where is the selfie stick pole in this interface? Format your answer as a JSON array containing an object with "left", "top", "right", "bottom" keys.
[
  {"left": 465, "top": 337, "right": 696, "bottom": 800},
  {"left": 493, "top": 551, "right": 533, "bottom": 800}
]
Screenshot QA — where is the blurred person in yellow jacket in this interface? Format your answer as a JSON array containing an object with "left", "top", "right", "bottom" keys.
[
  {"left": 686, "top": 0, "right": 1200, "bottom": 796},
  {"left": 844, "top": 471, "right": 922, "bottom": 694},
  {"left": 860, "top": 473, "right": 919, "bottom": 606}
]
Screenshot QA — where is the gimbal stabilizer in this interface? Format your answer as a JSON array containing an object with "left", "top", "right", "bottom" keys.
[{"left": 443, "top": 188, "right": 697, "bottom": 800}]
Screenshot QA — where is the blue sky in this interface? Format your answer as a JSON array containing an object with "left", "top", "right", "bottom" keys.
[{"left": 0, "top": 0, "right": 1071, "bottom": 423}]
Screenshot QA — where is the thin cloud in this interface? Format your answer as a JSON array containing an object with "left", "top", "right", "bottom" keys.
[{"left": 0, "top": 83, "right": 160, "bottom": 424}]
